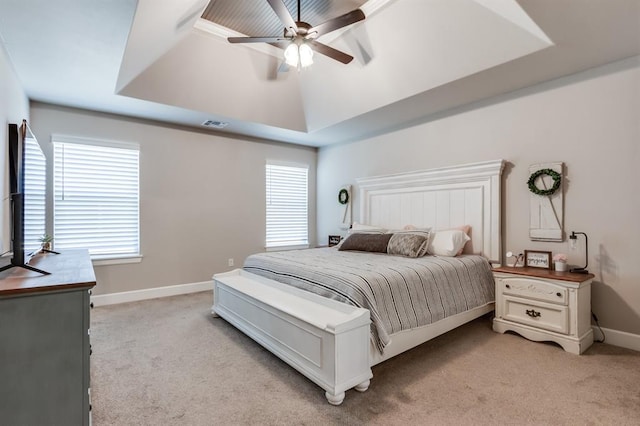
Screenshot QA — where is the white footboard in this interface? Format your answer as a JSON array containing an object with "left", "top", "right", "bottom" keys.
[{"left": 212, "top": 269, "right": 373, "bottom": 405}]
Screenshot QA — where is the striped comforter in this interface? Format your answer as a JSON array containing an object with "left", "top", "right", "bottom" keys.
[{"left": 243, "top": 248, "right": 495, "bottom": 353}]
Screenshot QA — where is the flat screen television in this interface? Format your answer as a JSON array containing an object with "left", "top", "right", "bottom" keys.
[{"left": 1, "top": 120, "right": 49, "bottom": 275}]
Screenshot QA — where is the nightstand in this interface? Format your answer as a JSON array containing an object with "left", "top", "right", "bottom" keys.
[{"left": 492, "top": 266, "right": 594, "bottom": 354}]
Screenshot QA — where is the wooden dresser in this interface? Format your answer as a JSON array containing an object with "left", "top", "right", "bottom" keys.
[
  {"left": 492, "top": 266, "right": 594, "bottom": 354},
  {"left": 0, "top": 249, "right": 96, "bottom": 425}
]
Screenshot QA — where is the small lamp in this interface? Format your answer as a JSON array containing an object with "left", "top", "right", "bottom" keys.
[
  {"left": 569, "top": 231, "right": 589, "bottom": 274},
  {"left": 506, "top": 251, "right": 523, "bottom": 268}
]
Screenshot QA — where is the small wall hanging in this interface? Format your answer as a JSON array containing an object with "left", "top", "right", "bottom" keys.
[
  {"left": 338, "top": 185, "right": 352, "bottom": 230},
  {"left": 528, "top": 162, "right": 564, "bottom": 241}
]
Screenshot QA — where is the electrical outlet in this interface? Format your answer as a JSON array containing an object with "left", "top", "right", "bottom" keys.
[{"left": 228, "top": 258, "right": 234, "bottom": 267}]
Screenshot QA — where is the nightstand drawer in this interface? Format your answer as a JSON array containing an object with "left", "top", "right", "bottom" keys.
[
  {"left": 502, "top": 296, "right": 569, "bottom": 334},
  {"left": 500, "top": 277, "right": 568, "bottom": 305}
]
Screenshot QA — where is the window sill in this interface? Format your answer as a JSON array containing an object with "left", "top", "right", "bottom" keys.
[{"left": 92, "top": 254, "right": 143, "bottom": 266}]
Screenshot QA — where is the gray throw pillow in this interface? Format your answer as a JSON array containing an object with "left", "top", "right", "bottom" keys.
[
  {"left": 338, "top": 233, "right": 393, "bottom": 253},
  {"left": 387, "top": 233, "right": 430, "bottom": 258}
]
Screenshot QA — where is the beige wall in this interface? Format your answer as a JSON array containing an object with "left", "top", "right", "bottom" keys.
[
  {"left": 31, "top": 103, "right": 317, "bottom": 295},
  {"left": 0, "top": 42, "right": 30, "bottom": 254},
  {"left": 317, "top": 56, "right": 640, "bottom": 335}
]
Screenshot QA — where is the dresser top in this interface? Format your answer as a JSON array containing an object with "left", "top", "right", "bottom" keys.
[
  {"left": 493, "top": 266, "right": 595, "bottom": 283},
  {"left": 0, "top": 249, "right": 96, "bottom": 296}
]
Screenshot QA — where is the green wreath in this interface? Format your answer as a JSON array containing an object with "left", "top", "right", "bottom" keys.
[
  {"left": 527, "top": 168, "right": 561, "bottom": 196},
  {"left": 338, "top": 188, "right": 349, "bottom": 205}
]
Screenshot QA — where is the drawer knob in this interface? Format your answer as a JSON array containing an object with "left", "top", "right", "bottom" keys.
[
  {"left": 556, "top": 292, "right": 562, "bottom": 297},
  {"left": 526, "top": 309, "right": 541, "bottom": 318},
  {"left": 505, "top": 284, "right": 511, "bottom": 289}
]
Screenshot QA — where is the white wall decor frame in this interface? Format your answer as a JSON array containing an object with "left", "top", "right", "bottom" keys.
[{"left": 529, "top": 162, "right": 564, "bottom": 241}]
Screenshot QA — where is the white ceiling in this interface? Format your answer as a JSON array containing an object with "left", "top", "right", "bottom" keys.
[{"left": 1, "top": 0, "right": 639, "bottom": 147}]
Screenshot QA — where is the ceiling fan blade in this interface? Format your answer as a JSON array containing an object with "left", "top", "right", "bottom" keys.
[
  {"left": 307, "top": 40, "right": 354, "bottom": 64},
  {"left": 270, "top": 41, "right": 291, "bottom": 50},
  {"left": 228, "top": 36, "right": 288, "bottom": 44},
  {"left": 267, "top": 0, "right": 298, "bottom": 34},
  {"left": 307, "top": 9, "right": 365, "bottom": 38}
]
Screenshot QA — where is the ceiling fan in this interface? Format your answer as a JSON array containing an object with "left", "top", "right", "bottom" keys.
[{"left": 228, "top": 0, "right": 366, "bottom": 68}]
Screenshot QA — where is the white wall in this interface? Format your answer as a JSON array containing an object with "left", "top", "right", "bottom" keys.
[
  {"left": 31, "top": 103, "right": 317, "bottom": 295},
  {"left": 317, "top": 56, "right": 640, "bottom": 335},
  {"left": 0, "top": 42, "right": 29, "bottom": 254}
]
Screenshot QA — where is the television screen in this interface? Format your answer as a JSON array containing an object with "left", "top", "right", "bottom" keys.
[{"left": 1, "top": 121, "right": 49, "bottom": 275}]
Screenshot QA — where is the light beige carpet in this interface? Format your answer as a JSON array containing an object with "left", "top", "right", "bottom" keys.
[{"left": 90, "top": 291, "right": 640, "bottom": 425}]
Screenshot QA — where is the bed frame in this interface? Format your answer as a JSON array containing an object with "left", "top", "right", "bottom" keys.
[{"left": 212, "top": 160, "right": 505, "bottom": 404}]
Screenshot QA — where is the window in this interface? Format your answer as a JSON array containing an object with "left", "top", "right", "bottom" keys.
[
  {"left": 53, "top": 136, "right": 140, "bottom": 259},
  {"left": 265, "top": 163, "right": 308, "bottom": 250}
]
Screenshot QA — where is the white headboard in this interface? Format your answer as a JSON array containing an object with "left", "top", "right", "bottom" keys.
[{"left": 356, "top": 160, "right": 505, "bottom": 264}]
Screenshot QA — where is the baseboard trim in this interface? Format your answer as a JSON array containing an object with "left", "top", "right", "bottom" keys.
[
  {"left": 593, "top": 326, "right": 640, "bottom": 352},
  {"left": 91, "top": 281, "right": 214, "bottom": 307}
]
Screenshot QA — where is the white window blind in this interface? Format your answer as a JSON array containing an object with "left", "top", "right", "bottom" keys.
[
  {"left": 23, "top": 135, "right": 47, "bottom": 253},
  {"left": 53, "top": 137, "right": 140, "bottom": 258},
  {"left": 265, "top": 163, "right": 308, "bottom": 249}
]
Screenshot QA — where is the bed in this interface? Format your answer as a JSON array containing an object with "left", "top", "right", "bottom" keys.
[{"left": 212, "top": 159, "right": 505, "bottom": 404}]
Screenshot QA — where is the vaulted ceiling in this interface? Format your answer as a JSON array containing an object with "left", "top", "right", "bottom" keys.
[{"left": 1, "top": 0, "right": 639, "bottom": 147}]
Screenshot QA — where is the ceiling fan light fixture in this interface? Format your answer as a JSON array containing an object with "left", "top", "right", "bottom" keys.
[
  {"left": 284, "top": 42, "right": 299, "bottom": 67},
  {"left": 227, "top": 0, "right": 364, "bottom": 67},
  {"left": 284, "top": 40, "right": 314, "bottom": 69}
]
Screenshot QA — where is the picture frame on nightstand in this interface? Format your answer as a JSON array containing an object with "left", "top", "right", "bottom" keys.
[
  {"left": 328, "top": 235, "right": 342, "bottom": 247},
  {"left": 524, "top": 250, "right": 552, "bottom": 269}
]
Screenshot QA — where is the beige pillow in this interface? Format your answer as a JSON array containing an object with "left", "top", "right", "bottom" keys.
[
  {"left": 450, "top": 225, "right": 471, "bottom": 255},
  {"left": 427, "top": 229, "right": 470, "bottom": 257},
  {"left": 350, "top": 222, "right": 387, "bottom": 234}
]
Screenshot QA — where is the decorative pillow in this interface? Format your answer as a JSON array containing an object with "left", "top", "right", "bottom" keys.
[
  {"left": 386, "top": 228, "right": 432, "bottom": 255},
  {"left": 350, "top": 222, "right": 387, "bottom": 234},
  {"left": 387, "top": 233, "right": 430, "bottom": 258},
  {"left": 338, "top": 233, "right": 392, "bottom": 253},
  {"left": 449, "top": 225, "right": 471, "bottom": 255},
  {"left": 427, "top": 229, "right": 470, "bottom": 257},
  {"left": 393, "top": 227, "right": 431, "bottom": 237}
]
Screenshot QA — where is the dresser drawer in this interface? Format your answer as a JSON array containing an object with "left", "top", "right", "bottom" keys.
[
  {"left": 502, "top": 296, "right": 569, "bottom": 334},
  {"left": 500, "top": 277, "right": 568, "bottom": 305}
]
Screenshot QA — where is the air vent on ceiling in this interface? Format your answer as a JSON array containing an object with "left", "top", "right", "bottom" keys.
[{"left": 202, "top": 120, "right": 229, "bottom": 129}]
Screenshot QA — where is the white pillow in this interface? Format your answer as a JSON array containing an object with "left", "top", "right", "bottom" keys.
[
  {"left": 350, "top": 222, "right": 387, "bottom": 234},
  {"left": 427, "top": 229, "right": 470, "bottom": 257}
]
